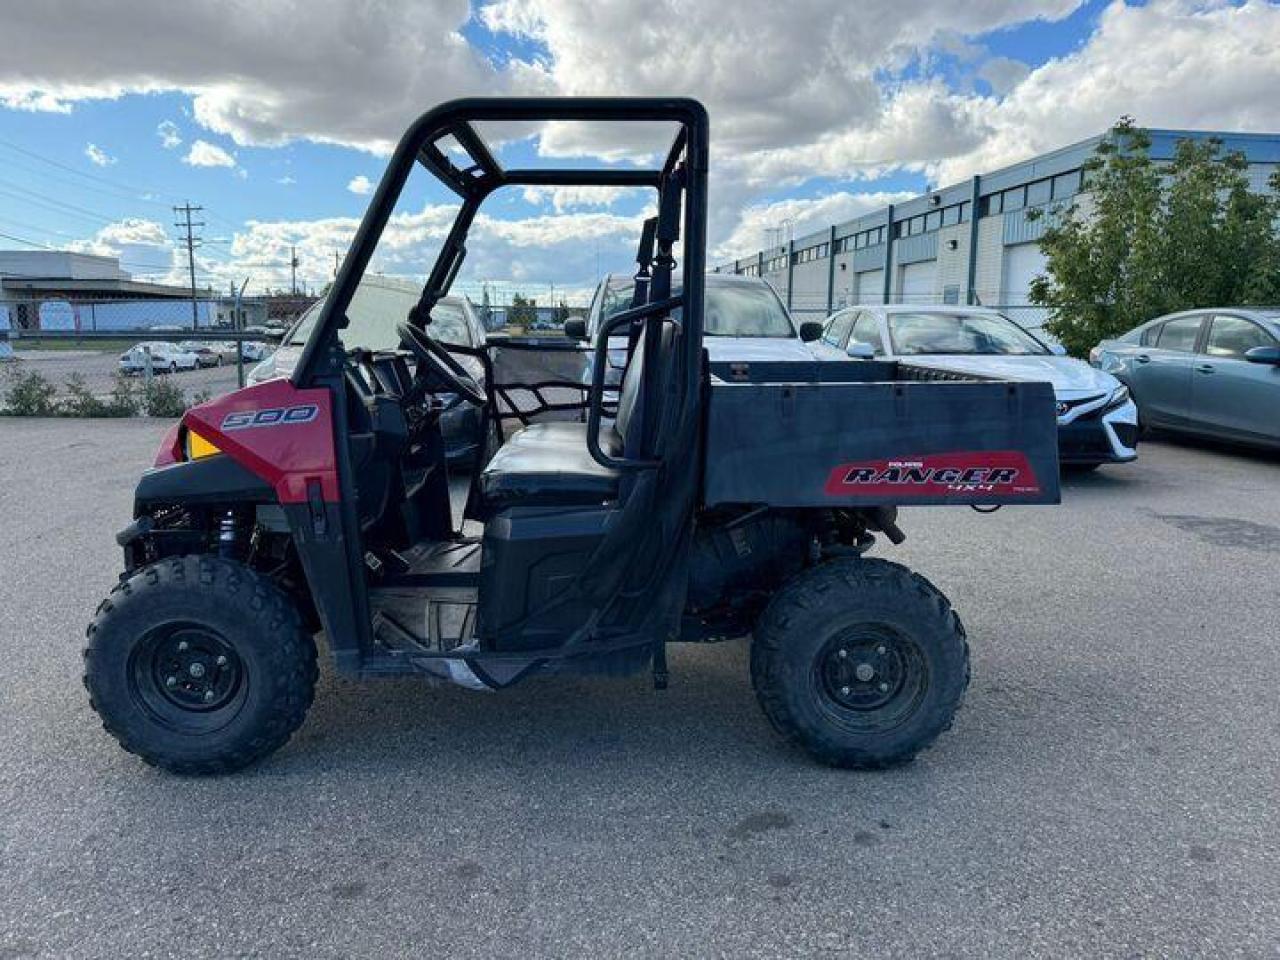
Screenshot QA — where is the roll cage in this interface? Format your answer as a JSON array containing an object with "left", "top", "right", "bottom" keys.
[{"left": 291, "top": 96, "right": 710, "bottom": 437}]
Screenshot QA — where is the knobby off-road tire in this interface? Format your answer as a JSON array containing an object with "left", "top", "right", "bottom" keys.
[
  {"left": 751, "top": 557, "right": 969, "bottom": 769},
  {"left": 84, "top": 555, "right": 318, "bottom": 775}
]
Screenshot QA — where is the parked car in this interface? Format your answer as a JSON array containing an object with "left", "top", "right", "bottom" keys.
[
  {"left": 179, "top": 341, "right": 235, "bottom": 368},
  {"left": 575, "top": 272, "right": 828, "bottom": 387},
  {"left": 118, "top": 342, "right": 200, "bottom": 375},
  {"left": 1090, "top": 308, "right": 1280, "bottom": 450},
  {"left": 248, "top": 277, "right": 489, "bottom": 463},
  {"left": 240, "top": 340, "right": 275, "bottom": 362},
  {"left": 823, "top": 305, "right": 1139, "bottom": 469}
]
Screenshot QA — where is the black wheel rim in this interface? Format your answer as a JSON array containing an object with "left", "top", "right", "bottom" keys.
[
  {"left": 811, "top": 625, "right": 928, "bottom": 733},
  {"left": 128, "top": 623, "right": 248, "bottom": 733}
]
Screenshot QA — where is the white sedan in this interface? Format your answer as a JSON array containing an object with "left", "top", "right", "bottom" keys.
[
  {"left": 118, "top": 342, "right": 200, "bottom": 375},
  {"left": 822, "top": 305, "right": 1139, "bottom": 469}
]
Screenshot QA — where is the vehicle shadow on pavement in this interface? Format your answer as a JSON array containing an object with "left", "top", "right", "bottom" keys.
[{"left": 1142, "top": 432, "right": 1280, "bottom": 466}]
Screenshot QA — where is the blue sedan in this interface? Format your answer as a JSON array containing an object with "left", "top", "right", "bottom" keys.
[{"left": 1090, "top": 308, "right": 1280, "bottom": 450}]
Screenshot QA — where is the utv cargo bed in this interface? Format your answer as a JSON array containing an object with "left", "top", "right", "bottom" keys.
[{"left": 704, "top": 359, "right": 1061, "bottom": 507}]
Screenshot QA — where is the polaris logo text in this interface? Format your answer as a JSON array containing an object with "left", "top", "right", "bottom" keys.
[
  {"left": 221, "top": 404, "right": 319, "bottom": 431},
  {"left": 824, "top": 451, "right": 1042, "bottom": 498}
]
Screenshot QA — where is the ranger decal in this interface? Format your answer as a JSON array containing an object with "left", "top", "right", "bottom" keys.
[{"left": 825, "top": 451, "right": 1042, "bottom": 497}]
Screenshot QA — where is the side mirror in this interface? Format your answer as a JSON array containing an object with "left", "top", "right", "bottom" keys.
[
  {"left": 799, "top": 320, "right": 823, "bottom": 342},
  {"left": 1245, "top": 345, "right": 1280, "bottom": 365},
  {"left": 564, "top": 318, "right": 587, "bottom": 340},
  {"left": 1048, "top": 343, "right": 1067, "bottom": 356},
  {"left": 846, "top": 342, "right": 875, "bottom": 359}
]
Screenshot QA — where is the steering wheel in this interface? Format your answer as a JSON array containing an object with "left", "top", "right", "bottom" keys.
[{"left": 396, "top": 321, "right": 487, "bottom": 408}]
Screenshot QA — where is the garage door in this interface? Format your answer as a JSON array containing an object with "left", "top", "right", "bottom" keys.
[
  {"left": 897, "top": 261, "right": 935, "bottom": 304},
  {"left": 1001, "top": 242, "right": 1050, "bottom": 334},
  {"left": 853, "top": 269, "right": 884, "bottom": 304}
]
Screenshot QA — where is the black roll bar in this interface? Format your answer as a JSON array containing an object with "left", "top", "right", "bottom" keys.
[{"left": 584, "top": 295, "right": 681, "bottom": 471}]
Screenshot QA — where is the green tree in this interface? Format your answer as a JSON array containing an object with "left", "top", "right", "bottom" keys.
[
  {"left": 552, "top": 299, "right": 570, "bottom": 325},
  {"left": 1030, "top": 118, "right": 1280, "bottom": 356},
  {"left": 508, "top": 293, "right": 537, "bottom": 328}
]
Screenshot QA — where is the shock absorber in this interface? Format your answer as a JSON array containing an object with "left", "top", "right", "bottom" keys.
[{"left": 218, "top": 510, "right": 238, "bottom": 559}]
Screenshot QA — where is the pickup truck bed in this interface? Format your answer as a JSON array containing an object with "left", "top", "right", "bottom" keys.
[{"left": 703, "top": 359, "right": 1061, "bottom": 507}]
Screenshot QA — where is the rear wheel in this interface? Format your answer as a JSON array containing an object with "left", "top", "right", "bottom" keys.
[
  {"left": 84, "top": 555, "right": 317, "bottom": 775},
  {"left": 751, "top": 558, "right": 969, "bottom": 769},
  {"left": 168, "top": 361, "right": 177, "bottom": 374}
]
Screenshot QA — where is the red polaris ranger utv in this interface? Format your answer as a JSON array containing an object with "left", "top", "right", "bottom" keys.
[{"left": 85, "top": 99, "right": 1060, "bottom": 774}]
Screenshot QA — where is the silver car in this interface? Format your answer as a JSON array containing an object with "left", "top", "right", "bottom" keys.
[
  {"left": 1090, "top": 308, "right": 1280, "bottom": 450},
  {"left": 824, "top": 305, "right": 1139, "bottom": 468}
]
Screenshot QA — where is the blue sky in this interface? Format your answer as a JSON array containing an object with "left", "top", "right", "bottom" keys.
[{"left": 0, "top": 0, "right": 1275, "bottom": 301}]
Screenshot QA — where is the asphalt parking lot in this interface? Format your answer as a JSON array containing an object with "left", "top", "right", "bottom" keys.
[{"left": 1, "top": 418, "right": 1278, "bottom": 958}]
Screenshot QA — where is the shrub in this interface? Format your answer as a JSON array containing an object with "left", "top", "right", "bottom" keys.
[
  {"left": 2, "top": 365, "right": 58, "bottom": 416},
  {"left": 104, "top": 373, "right": 140, "bottom": 417},
  {"left": 141, "top": 376, "right": 188, "bottom": 418},
  {"left": 59, "top": 373, "right": 109, "bottom": 417}
]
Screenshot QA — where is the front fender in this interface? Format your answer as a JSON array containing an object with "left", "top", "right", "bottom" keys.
[{"left": 134, "top": 454, "right": 275, "bottom": 512}]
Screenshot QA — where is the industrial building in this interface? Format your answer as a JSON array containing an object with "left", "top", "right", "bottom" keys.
[{"left": 713, "top": 129, "right": 1280, "bottom": 334}]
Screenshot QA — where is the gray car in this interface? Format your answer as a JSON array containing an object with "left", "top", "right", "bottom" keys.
[{"left": 1090, "top": 308, "right": 1280, "bottom": 450}]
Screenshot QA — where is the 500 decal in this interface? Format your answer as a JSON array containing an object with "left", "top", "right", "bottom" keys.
[
  {"left": 221, "top": 404, "right": 319, "bottom": 431},
  {"left": 825, "top": 451, "right": 1042, "bottom": 497}
]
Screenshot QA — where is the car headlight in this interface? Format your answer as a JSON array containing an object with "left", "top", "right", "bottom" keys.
[
  {"left": 184, "top": 427, "right": 221, "bottom": 460},
  {"left": 1104, "top": 385, "right": 1130, "bottom": 411}
]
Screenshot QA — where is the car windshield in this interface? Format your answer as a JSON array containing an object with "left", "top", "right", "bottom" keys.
[
  {"left": 887, "top": 311, "right": 1048, "bottom": 356},
  {"left": 289, "top": 282, "right": 471, "bottom": 349},
  {"left": 599, "top": 279, "right": 795, "bottom": 337}
]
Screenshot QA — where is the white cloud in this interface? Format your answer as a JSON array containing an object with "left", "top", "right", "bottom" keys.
[
  {"left": 346, "top": 175, "right": 373, "bottom": 195},
  {"left": 935, "top": 0, "right": 1280, "bottom": 184},
  {"left": 276, "top": 175, "right": 296, "bottom": 185},
  {"left": 156, "top": 119, "right": 182, "bottom": 149},
  {"left": 183, "top": 139, "right": 236, "bottom": 168},
  {"left": 83, "top": 142, "right": 116, "bottom": 166},
  {"left": 978, "top": 56, "right": 1031, "bottom": 96},
  {"left": 520, "top": 185, "right": 630, "bottom": 212}
]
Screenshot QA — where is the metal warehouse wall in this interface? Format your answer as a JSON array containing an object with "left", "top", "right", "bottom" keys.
[{"left": 712, "top": 128, "right": 1280, "bottom": 336}]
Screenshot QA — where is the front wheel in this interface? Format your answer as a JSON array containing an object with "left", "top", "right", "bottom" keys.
[
  {"left": 84, "top": 555, "right": 318, "bottom": 775},
  {"left": 751, "top": 558, "right": 969, "bottom": 769}
]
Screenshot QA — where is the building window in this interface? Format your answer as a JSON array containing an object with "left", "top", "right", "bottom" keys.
[
  {"left": 941, "top": 205, "right": 959, "bottom": 227},
  {"left": 942, "top": 285, "right": 961, "bottom": 305},
  {"left": 985, "top": 192, "right": 1003, "bottom": 216},
  {"left": 1002, "top": 186, "right": 1026, "bottom": 212},
  {"left": 1052, "top": 170, "right": 1081, "bottom": 200},
  {"left": 925, "top": 211, "right": 942, "bottom": 232},
  {"left": 1026, "top": 179, "right": 1051, "bottom": 206}
]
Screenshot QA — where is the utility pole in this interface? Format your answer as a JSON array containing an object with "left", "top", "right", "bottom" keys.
[
  {"left": 173, "top": 203, "right": 204, "bottom": 330},
  {"left": 290, "top": 245, "right": 299, "bottom": 295}
]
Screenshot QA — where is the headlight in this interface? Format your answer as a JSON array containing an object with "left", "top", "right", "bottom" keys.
[
  {"left": 184, "top": 428, "right": 221, "bottom": 460},
  {"left": 1104, "top": 385, "right": 1130, "bottom": 411}
]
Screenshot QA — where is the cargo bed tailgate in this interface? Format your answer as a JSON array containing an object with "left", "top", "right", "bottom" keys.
[{"left": 703, "top": 361, "right": 1061, "bottom": 507}]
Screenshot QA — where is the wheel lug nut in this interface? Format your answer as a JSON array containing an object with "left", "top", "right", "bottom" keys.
[
  {"left": 876, "top": 645, "right": 886, "bottom": 655},
  {"left": 215, "top": 655, "right": 228, "bottom": 667},
  {"left": 840, "top": 686, "right": 851, "bottom": 696},
  {"left": 203, "top": 690, "right": 216, "bottom": 703},
  {"left": 165, "top": 676, "right": 177, "bottom": 688},
  {"left": 837, "top": 649, "right": 848, "bottom": 659},
  {"left": 878, "top": 682, "right": 889, "bottom": 693},
  {"left": 177, "top": 641, "right": 189, "bottom": 652}
]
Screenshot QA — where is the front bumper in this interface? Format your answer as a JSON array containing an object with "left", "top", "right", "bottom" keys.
[{"left": 1057, "top": 398, "right": 1139, "bottom": 465}]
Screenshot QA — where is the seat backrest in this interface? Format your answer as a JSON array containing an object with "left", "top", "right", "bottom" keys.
[{"left": 612, "top": 318, "right": 674, "bottom": 458}]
